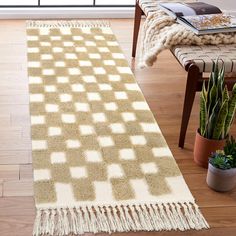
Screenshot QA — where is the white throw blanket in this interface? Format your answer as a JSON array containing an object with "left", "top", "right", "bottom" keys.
[{"left": 139, "top": 9, "right": 236, "bottom": 67}]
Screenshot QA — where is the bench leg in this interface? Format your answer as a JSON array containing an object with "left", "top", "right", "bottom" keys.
[
  {"left": 179, "top": 64, "right": 200, "bottom": 148},
  {"left": 132, "top": 2, "right": 143, "bottom": 57}
]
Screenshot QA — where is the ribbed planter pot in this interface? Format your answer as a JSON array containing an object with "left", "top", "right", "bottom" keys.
[
  {"left": 194, "top": 130, "right": 226, "bottom": 168},
  {"left": 207, "top": 163, "right": 236, "bottom": 192}
]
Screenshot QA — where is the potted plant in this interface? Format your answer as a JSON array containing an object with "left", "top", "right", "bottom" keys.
[
  {"left": 207, "top": 136, "right": 236, "bottom": 192},
  {"left": 194, "top": 61, "right": 236, "bottom": 168}
]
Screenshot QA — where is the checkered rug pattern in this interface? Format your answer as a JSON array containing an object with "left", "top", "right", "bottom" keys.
[{"left": 27, "top": 20, "right": 209, "bottom": 236}]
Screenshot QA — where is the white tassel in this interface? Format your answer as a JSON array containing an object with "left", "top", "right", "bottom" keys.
[
  {"left": 113, "top": 206, "right": 124, "bottom": 232},
  {"left": 69, "top": 208, "right": 78, "bottom": 234},
  {"left": 123, "top": 206, "right": 137, "bottom": 231},
  {"left": 33, "top": 201, "right": 209, "bottom": 236},
  {"left": 149, "top": 205, "right": 162, "bottom": 230},
  {"left": 48, "top": 209, "right": 55, "bottom": 235},
  {"left": 57, "top": 209, "right": 63, "bottom": 236},
  {"left": 96, "top": 206, "right": 110, "bottom": 232},
  {"left": 89, "top": 206, "right": 99, "bottom": 233},
  {"left": 164, "top": 203, "right": 178, "bottom": 230},
  {"left": 26, "top": 20, "right": 110, "bottom": 28},
  {"left": 141, "top": 205, "right": 153, "bottom": 230},
  {"left": 62, "top": 208, "right": 70, "bottom": 235},
  {"left": 175, "top": 203, "right": 190, "bottom": 230},
  {"left": 41, "top": 210, "right": 49, "bottom": 235},
  {"left": 182, "top": 203, "right": 196, "bottom": 229},
  {"left": 33, "top": 209, "right": 42, "bottom": 236},
  {"left": 131, "top": 205, "right": 142, "bottom": 230},
  {"left": 45, "top": 210, "right": 50, "bottom": 234},
  {"left": 136, "top": 205, "right": 150, "bottom": 231},
  {"left": 83, "top": 207, "right": 91, "bottom": 232},
  {"left": 117, "top": 205, "right": 130, "bottom": 231},
  {"left": 106, "top": 206, "right": 116, "bottom": 232},
  {"left": 193, "top": 203, "right": 210, "bottom": 229},
  {"left": 187, "top": 203, "right": 210, "bottom": 229},
  {"left": 158, "top": 204, "right": 172, "bottom": 230}
]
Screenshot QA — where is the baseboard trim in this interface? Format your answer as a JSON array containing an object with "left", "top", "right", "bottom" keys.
[{"left": 0, "top": 7, "right": 135, "bottom": 19}]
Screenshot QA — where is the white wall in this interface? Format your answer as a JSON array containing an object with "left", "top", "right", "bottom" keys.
[
  {"left": 0, "top": 0, "right": 234, "bottom": 19},
  {"left": 0, "top": 8, "right": 135, "bottom": 19}
]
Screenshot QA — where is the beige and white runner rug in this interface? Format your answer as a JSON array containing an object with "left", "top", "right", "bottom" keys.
[{"left": 27, "top": 20, "right": 209, "bottom": 236}]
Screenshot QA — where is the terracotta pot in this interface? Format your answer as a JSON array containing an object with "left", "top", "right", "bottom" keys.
[
  {"left": 194, "top": 130, "right": 225, "bottom": 168},
  {"left": 206, "top": 163, "right": 236, "bottom": 192}
]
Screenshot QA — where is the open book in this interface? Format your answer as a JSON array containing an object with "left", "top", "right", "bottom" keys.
[{"left": 159, "top": 2, "right": 236, "bottom": 35}]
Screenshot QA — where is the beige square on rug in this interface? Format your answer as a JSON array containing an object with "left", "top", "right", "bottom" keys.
[{"left": 27, "top": 20, "right": 209, "bottom": 236}]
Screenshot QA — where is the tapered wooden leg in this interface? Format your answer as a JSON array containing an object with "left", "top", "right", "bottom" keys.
[
  {"left": 179, "top": 64, "right": 201, "bottom": 148},
  {"left": 132, "top": 2, "right": 143, "bottom": 57}
]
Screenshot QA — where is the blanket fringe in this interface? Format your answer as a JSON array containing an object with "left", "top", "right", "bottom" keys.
[
  {"left": 33, "top": 202, "right": 209, "bottom": 236},
  {"left": 26, "top": 20, "right": 110, "bottom": 28}
]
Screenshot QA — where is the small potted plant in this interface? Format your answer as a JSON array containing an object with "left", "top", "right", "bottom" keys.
[
  {"left": 207, "top": 136, "right": 236, "bottom": 192},
  {"left": 194, "top": 61, "right": 236, "bottom": 168}
]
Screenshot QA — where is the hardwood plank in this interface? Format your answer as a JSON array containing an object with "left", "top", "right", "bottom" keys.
[
  {"left": 10, "top": 113, "right": 30, "bottom": 127},
  {"left": 0, "top": 216, "right": 33, "bottom": 236},
  {"left": 176, "top": 159, "right": 207, "bottom": 174},
  {"left": 0, "top": 63, "right": 22, "bottom": 71},
  {"left": 95, "top": 227, "right": 236, "bottom": 236},
  {"left": 19, "top": 164, "right": 32, "bottom": 180},
  {"left": 192, "top": 189, "right": 236, "bottom": 208},
  {"left": 0, "top": 140, "right": 31, "bottom": 151},
  {"left": 3, "top": 180, "right": 33, "bottom": 197},
  {"left": 0, "top": 165, "right": 19, "bottom": 181},
  {"left": 0, "top": 197, "right": 34, "bottom": 236},
  {"left": 0, "top": 115, "right": 11, "bottom": 126},
  {"left": 202, "top": 206, "right": 236, "bottom": 228},
  {"left": 183, "top": 173, "right": 208, "bottom": 190},
  {"left": 0, "top": 104, "right": 29, "bottom": 115},
  {"left": 0, "top": 150, "right": 30, "bottom": 165},
  {"left": 0, "top": 95, "right": 29, "bottom": 105},
  {"left": 0, "top": 125, "right": 31, "bottom": 150},
  {"left": 0, "top": 127, "right": 22, "bottom": 139},
  {"left": 0, "top": 196, "right": 35, "bottom": 216},
  {"left": 0, "top": 180, "right": 2, "bottom": 197}
]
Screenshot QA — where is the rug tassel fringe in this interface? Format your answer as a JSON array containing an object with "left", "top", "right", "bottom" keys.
[
  {"left": 26, "top": 20, "right": 110, "bottom": 28},
  {"left": 33, "top": 202, "right": 209, "bottom": 236}
]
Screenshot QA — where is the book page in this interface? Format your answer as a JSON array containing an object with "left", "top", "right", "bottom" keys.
[
  {"left": 182, "top": 13, "right": 236, "bottom": 30},
  {"left": 159, "top": 2, "right": 222, "bottom": 17}
]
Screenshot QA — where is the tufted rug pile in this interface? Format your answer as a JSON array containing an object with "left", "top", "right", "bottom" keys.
[{"left": 27, "top": 20, "right": 209, "bottom": 236}]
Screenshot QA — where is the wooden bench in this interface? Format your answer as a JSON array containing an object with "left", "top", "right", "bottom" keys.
[{"left": 132, "top": 0, "right": 236, "bottom": 148}]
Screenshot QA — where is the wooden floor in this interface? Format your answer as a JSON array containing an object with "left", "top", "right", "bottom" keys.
[{"left": 0, "top": 19, "right": 235, "bottom": 236}]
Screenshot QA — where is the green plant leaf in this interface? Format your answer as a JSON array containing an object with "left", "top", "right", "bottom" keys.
[
  {"left": 207, "top": 72, "right": 214, "bottom": 108},
  {"left": 225, "top": 83, "right": 236, "bottom": 136},
  {"left": 212, "top": 99, "right": 228, "bottom": 139},
  {"left": 200, "top": 92, "right": 207, "bottom": 136},
  {"left": 218, "top": 66, "right": 225, "bottom": 101},
  {"left": 206, "top": 100, "right": 220, "bottom": 138},
  {"left": 208, "top": 84, "right": 218, "bottom": 116},
  {"left": 202, "top": 80, "right": 207, "bottom": 100},
  {"left": 213, "top": 59, "right": 219, "bottom": 84},
  {"left": 222, "top": 85, "right": 229, "bottom": 103}
]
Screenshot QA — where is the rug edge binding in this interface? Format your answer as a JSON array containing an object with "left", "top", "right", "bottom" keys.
[
  {"left": 26, "top": 20, "right": 110, "bottom": 28},
  {"left": 33, "top": 201, "right": 209, "bottom": 236}
]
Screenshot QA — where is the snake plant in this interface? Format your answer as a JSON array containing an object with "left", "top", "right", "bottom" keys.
[{"left": 199, "top": 61, "right": 236, "bottom": 140}]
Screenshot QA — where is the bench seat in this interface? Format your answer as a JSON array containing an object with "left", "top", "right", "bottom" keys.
[{"left": 171, "top": 44, "right": 236, "bottom": 73}]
